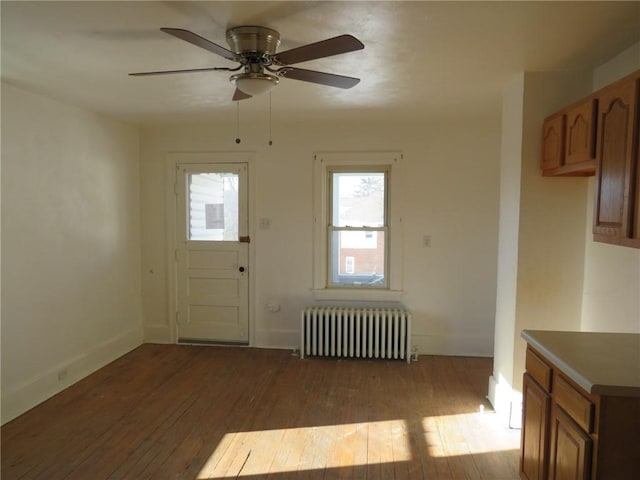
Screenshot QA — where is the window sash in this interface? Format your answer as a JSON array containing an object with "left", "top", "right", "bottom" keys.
[
  {"left": 327, "top": 168, "right": 389, "bottom": 289},
  {"left": 328, "top": 167, "right": 389, "bottom": 228},
  {"left": 327, "top": 226, "right": 389, "bottom": 289}
]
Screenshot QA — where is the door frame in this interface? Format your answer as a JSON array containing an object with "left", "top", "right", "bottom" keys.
[{"left": 166, "top": 152, "right": 255, "bottom": 346}]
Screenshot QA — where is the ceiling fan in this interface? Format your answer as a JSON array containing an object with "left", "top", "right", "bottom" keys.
[{"left": 129, "top": 26, "right": 365, "bottom": 101}]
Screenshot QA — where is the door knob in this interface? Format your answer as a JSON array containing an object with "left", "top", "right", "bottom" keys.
[{"left": 239, "top": 266, "right": 245, "bottom": 272}]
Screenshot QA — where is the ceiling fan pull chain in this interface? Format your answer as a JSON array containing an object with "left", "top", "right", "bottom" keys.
[
  {"left": 235, "top": 101, "right": 241, "bottom": 144},
  {"left": 268, "top": 91, "right": 273, "bottom": 146}
]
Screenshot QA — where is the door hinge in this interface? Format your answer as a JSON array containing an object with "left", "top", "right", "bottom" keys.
[
  {"left": 174, "top": 249, "right": 179, "bottom": 261},
  {"left": 175, "top": 311, "right": 181, "bottom": 324}
]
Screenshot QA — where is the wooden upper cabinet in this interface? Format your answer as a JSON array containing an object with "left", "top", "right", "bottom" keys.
[
  {"left": 593, "top": 71, "right": 640, "bottom": 248},
  {"left": 540, "top": 69, "right": 640, "bottom": 249},
  {"left": 565, "top": 98, "right": 597, "bottom": 166},
  {"left": 541, "top": 100, "right": 596, "bottom": 176},
  {"left": 542, "top": 114, "right": 565, "bottom": 171}
]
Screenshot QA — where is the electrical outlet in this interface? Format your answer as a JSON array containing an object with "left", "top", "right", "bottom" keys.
[
  {"left": 57, "top": 368, "right": 68, "bottom": 381},
  {"left": 267, "top": 303, "right": 281, "bottom": 312},
  {"left": 423, "top": 235, "right": 432, "bottom": 247}
]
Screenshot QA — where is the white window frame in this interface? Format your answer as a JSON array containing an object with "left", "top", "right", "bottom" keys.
[
  {"left": 312, "top": 151, "right": 404, "bottom": 302},
  {"left": 327, "top": 166, "right": 389, "bottom": 289}
]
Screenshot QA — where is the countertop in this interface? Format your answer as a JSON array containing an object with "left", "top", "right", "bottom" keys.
[{"left": 521, "top": 330, "right": 640, "bottom": 397}]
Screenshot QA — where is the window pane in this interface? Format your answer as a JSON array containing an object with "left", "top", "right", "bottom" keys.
[
  {"left": 188, "top": 173, "right": 239, "bottom": 241},
  {"left": 330, "top": 229, "right": 386, "bottom": 287},
  {"left": 332, "top": 172, "right": 385, "bottom": 227}
]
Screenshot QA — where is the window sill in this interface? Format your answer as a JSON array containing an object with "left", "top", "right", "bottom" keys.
[{"left": 311, "top": 288, "right": 404, "bottom": 303}]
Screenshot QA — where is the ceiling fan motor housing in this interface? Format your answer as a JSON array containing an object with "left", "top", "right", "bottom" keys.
[{"left": 226, "top": 26, "right": 281, "bottom": 57}]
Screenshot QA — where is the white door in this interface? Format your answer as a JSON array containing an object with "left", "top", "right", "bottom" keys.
[{"left": 175, "top": 163, "right": 249, "bottom": 344}]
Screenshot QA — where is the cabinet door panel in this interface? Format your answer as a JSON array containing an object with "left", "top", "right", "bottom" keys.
[
  {"left": 593, "top": 76, "right": 639, "bottom": 242},
  {"left": 542, "top": 114, "right": 566, "bottom": 170},
  {"left": 566, "top": 99, "right": 597, "bottom": 165},
  {"left": 635, "top": 153, "right": 640, "bottom": 242},
  {"left": 521, "top": 374, "right": 550, "bottom": 480},
  {"left": 549, "top": 405, "right": 592, "bottom": 480}
]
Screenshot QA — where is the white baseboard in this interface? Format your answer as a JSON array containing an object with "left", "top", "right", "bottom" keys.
[
  {"left": 252, "top": 329, "right": 493, "bottom": 358},
  {"left": 487, "top": 374, "right": 522, "bottom": 429},
  {"left": 143, "top": 323, "right": 172, "bottom": 344},
  {"left": 1, "top": 326, "right": 143, "bottom": 425},
  {"left": 254, "top": 328, "right": 299, "bottom": 350},
  {"left": 411, "top": 333, "right": 494, "bottom": 357}
]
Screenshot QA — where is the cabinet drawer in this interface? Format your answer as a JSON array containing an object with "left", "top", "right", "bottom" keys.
[
  {"left": 554, "top": 374, "right": 594, "bottom": 433},
  {"left": 525, "top": 348, "right": 552, "bottom": 391}
]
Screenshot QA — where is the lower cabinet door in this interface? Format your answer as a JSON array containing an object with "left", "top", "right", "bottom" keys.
[
  {"left": 549, "top": 404, "right": 592, "bottom": 480},
  {"left": 520, "top": 373, "right": 551, "bottom": 480}
]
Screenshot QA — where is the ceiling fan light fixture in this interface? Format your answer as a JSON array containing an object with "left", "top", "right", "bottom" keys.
[{"left": 231, "top": 73, "right": 280, "bottom": 97}]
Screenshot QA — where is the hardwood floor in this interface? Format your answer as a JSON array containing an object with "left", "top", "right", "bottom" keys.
[{"left": 1, "top": 345, "right": 520, "bottom": 479}]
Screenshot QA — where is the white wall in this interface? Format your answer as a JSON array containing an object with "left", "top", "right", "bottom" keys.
[
  {"left": 490, "top": 71, "right": 592, "bottom": 426},
  {"left": 491, "top": 74, "right": 524, "bottom": 424},
  {"left": 513, "top": 70, "right": 593, "bottom": 375},
  {"left": 1, "top": 83, "right": 143, "bottom": 423},
  {"left": 140, "top": 115, "right": 501, "bottom": 356},
  {"left": 581, "top": 42, "right": 640, "bottom": 333}
]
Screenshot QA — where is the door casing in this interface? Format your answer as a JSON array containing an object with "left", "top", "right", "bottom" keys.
[{"left": 166, "top": 152, "right": 255, "bottom": 345}]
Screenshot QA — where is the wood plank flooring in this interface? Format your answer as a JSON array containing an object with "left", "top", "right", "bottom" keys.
[{"left": 1, "top": 345, "right": 521, "bottom": 479}]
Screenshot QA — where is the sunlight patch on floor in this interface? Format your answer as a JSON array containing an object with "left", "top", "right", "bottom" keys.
[
  {"left": 197, "top": 408, "right": 520, "bottom": 479},
  {"left": 196, "top": 419, "right": 411, "bottom": 479},
  {"left": 423, "top": 408, "right": 521, "bottom": 458}
]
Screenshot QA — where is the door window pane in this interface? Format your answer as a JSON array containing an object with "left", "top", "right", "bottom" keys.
[{"left": 189, "top": 173, "right": 239, "bottom": 241}]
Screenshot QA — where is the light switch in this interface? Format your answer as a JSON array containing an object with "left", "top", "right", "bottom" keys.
[{"left": 259, "top": 218, "right": 271, "bottom": 230}]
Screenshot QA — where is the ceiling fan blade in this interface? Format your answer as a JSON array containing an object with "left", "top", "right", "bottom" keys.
[
  {"left": 232, "top": 88, "right": 252, "bottom": 101},
  {"left": 161, "top": 27, "right": 242, "bottom": 62},
  {"left": 273, "top": 34, "right": 364, "bottom": 66},
  {"left": 129, "top": 66, "right": 235, "bottom": 76},
  {"left": 278, "top": 67, "right": 360, "bottom": 89}
]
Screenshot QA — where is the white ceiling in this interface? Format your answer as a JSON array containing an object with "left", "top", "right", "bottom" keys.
[{"left": 2, "top": 1, "right": 639, "bottom": 126}]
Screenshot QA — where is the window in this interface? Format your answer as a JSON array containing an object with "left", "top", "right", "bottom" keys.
[
  {"left": 328, "top": 169, "right": 388, "bottom": 288},
  {"left": 313, "top": 152, "right": 403, "bottom": 301}
]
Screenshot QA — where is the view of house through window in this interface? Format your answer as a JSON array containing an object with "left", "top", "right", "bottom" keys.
[
  {"left": 188, "top": 172, "right": 239, "bottom": 241},
  {"left": 329, "top": 170, "right": 387, "bottom": 287}
]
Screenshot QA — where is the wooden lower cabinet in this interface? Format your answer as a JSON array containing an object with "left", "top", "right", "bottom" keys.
[
  {"left": 549, "top": 405, "right": 592, "bottom": 480},
  {"left": 520, "top": 346, "right": 640, "bottom": 480},
  {"left": 521, "top": 373, "right": 550, "bottom": 480}
]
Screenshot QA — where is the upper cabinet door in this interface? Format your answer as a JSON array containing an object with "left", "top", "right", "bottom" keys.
[
  {"left": 565, "top": 98, "right": 597, "bottom": 166},
  {"left": 542, "top": 113, "right": 565, "bottom": 171},
  {"left": 593, "top": 74, "right": 640, "bottom": 248}
]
